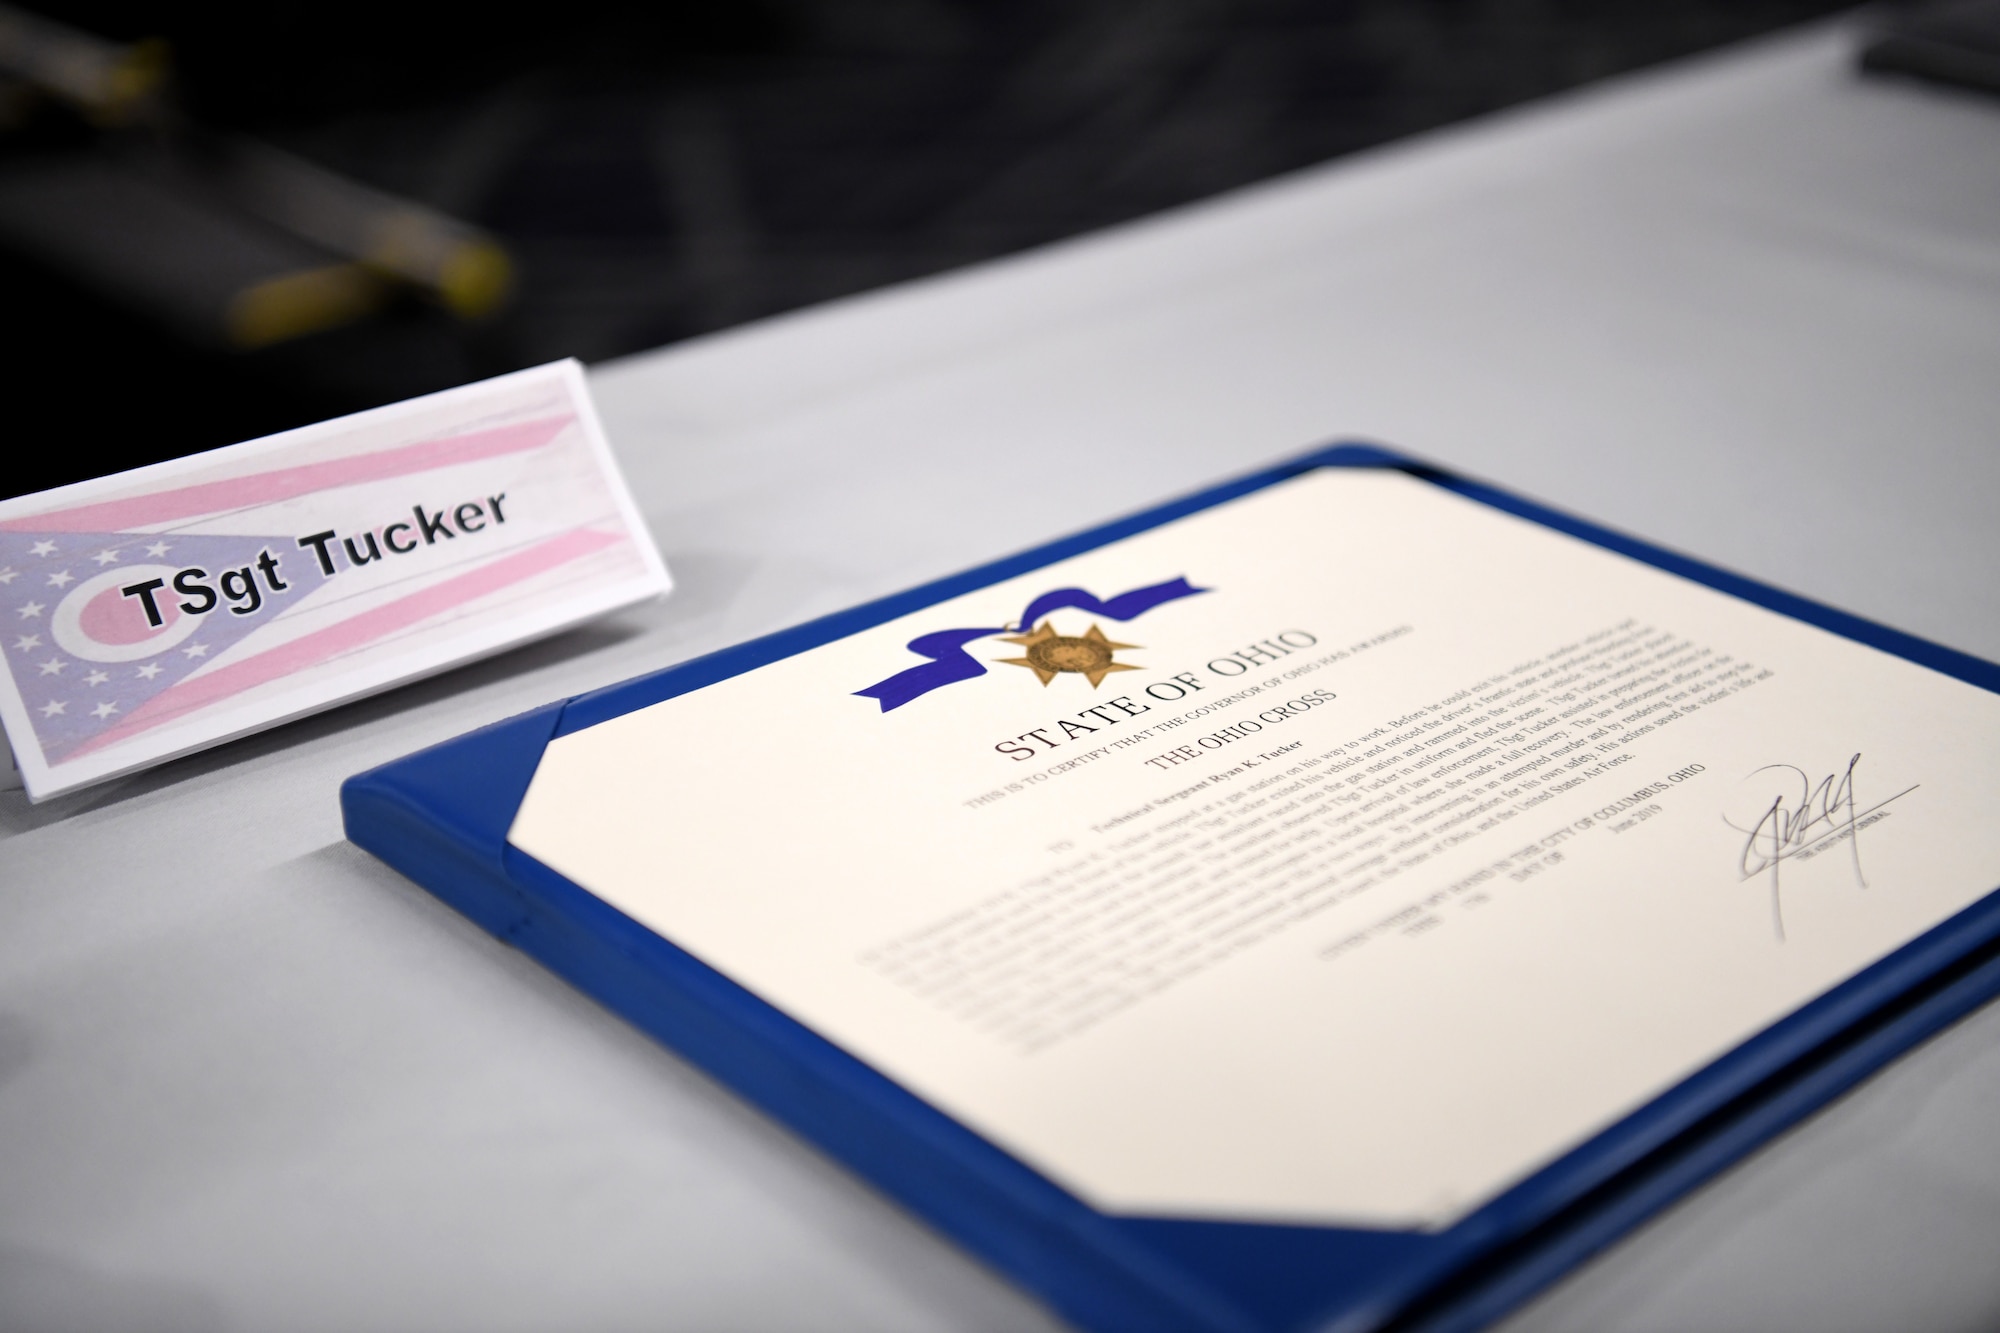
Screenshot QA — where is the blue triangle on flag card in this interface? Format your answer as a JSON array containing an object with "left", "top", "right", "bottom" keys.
[{"left": 0, "top": 531, "right": 331, "bottom": 762}]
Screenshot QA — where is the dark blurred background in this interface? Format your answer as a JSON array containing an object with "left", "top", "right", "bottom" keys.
[{"left": 1, "top": 0, "right": 1862, "bottom": 502}]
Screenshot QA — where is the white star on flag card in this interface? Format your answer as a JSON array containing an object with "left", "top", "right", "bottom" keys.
[{"left": 0, "top": 360, "right": 669, "bottom": 801}]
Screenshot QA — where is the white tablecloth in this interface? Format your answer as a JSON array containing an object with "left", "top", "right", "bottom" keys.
[{"left": 4, "top": 18, "right": 1998, "bottom": 1331}]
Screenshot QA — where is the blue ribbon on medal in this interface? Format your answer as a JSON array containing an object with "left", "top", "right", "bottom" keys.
[{"left": 854, "top": 576, "right": 1208, "bottom": 712}]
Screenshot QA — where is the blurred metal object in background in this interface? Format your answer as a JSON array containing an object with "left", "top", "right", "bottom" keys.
[
  {"left": 0, "top": 152, "right": 396, "bottom": 347},
  {"left": 1862, "top": 0, "right": 2000, "bottom": 96},
  {"left": 219, "top": 141, "right": 512, "bottom": 326},
  {"left": 0, "top": 2, "right": 511, "bottom": 350},
  {"left": 1, "top": 0, "right": 1858, "bottom": 505},
  {"left": 0, "top": 1, "right": 166, "bottom": 125}
]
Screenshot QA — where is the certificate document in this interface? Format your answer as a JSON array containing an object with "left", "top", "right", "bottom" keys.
[{"left": 507, "top": 468, "right": 2000, "bottom": 1230}]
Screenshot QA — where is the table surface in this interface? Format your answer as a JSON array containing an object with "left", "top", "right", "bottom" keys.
[{"left": 5, "top": 18, "right": 1999, "bottom": 1332}]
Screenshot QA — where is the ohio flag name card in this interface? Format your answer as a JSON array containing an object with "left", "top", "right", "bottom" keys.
[{"left": 0, "top": 360, "right": 669, "bottom": 800}]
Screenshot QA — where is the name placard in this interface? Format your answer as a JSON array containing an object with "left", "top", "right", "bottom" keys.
[{"left": 0, "top": 360, "right": 669, "bottom": 800}]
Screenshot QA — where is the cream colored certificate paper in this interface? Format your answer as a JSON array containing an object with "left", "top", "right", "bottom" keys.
[{"left": 511, "top": 469, "right": 2000, "bottom": 1229}]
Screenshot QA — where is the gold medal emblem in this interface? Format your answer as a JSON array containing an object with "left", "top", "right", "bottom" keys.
[{"left": 997, "top": 621, "right": 1141, "bottom": 687}]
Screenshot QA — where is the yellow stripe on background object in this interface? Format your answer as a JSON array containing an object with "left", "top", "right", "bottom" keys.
[
  {"left": 224, "top": 263, "right": 390, "bottom": 349},
  {"left": 435, "top": 239, "right": 513, "bottom": 319}
]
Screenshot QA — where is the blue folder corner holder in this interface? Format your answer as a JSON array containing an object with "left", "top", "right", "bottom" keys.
[{"left": 342, "top": 444, "right": 2000, "bottom": 1333}]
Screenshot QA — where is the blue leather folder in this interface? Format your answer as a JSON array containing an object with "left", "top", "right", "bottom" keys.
[{"left": 342, "top": 445, "right": 2000, "bottom": 1332}]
